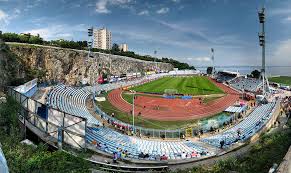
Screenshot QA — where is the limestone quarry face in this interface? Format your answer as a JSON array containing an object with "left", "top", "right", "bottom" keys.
[{"left": 8, "top": 43, "right": 173, "bottom": 85}]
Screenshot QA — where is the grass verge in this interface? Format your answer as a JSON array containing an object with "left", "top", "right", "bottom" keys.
[{"left": 269, "top": 76, "right": 291, "bottom": 86}]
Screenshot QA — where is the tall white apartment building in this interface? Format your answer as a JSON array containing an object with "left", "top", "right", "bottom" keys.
[
  {"left": 119, "top": 43, "right": 128, "bottom": 52},
  {"left": 93, "top": 27, "right": 112, "bottom": 50}
]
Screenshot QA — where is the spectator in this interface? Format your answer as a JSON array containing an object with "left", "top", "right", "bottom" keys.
[
  {"left": 220, "top": 140, "right": 225, "bottom": 149},
  {"left": 121, "top": 151, "right": 126, "bottom": 159},
  {"left": 117, "top": 148, "right": 122, "bottom": 159},
  {"left": 160, "top": 154, "right": 168, "bottom": 160},
  {"left": 181, "top": 152, "right": 186, "bottom": 159},
  {"left": 155, "top": 154, "right": 161, "bottom": 161},
  {"left": 113, "top": 152, "right": 118, "bottom": 163},
  {"left": 91, "top": 140, "right": 97, "bottom": 145},
  {"left": 138, "top": 152, "right": 145, "bottom": 159},
  {"left": 191, "top": 151, "right": 197, "bottom": 158}
]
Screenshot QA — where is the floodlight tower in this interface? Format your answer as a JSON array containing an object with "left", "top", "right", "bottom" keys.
[
  {"left": 258, "top": 7, "right": 269, "bottom": 96},
  {"left": 87, "top": 27, "right": 97, "bottom": 103},
  {"left": 88, "top": 27, "right": 93, "bottom": 59},
  {"left": 211, "top": 48, "right": 215, "bottom": 77}
]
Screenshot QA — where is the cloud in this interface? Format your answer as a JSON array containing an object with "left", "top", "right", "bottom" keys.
[
  {"left": 0, "top": 9, "right": 9, "bottom": 24},
  {"left": 171, "top": 0, "right": 180, "bottom": 2},
  {"left": 156, "top": 7, "right": 169, "bottom": 14},
  {"left": 13, "top": 8, "right": 21, "bottom": 15},
  {"left": 95, "top": 0, "right": 132, "bottom": 14},
  {"left": 270, "top": 8, "right": 291, "bottom": 16},
  {"left": 272, "top": 39, "right": 291, "bottom": 65},
  {"left": 286, "top": 16, "right": 291, "bottom": 21},
  {"left": 155, "top": 19, "right": 208, "bottom": 40},
  {"left": 23, "top": 0, "right": 44, "bottom": 12},
  {"left": 0, "top": 8, "right": 22, "bottom": 30},
  {"left": 138, "top": 10, "right": 149, "bottom": 16},
  {"left": 113, "top": 28, "right": 210, "bottom": 51},
  {"left": 23, "top": 24, "right": 86, "bottom": 40},
  {"left": 96, "top": 0, "right": 110, "bottom": 13},
  {"left": 281, "top": 16, "right": 291, "bottom": 23},
  {"left": 191, "top": 57, "right": 211, "bottom": 62},
  {"left": 153, "top": 19, "right": 247, "bottom": 49}
]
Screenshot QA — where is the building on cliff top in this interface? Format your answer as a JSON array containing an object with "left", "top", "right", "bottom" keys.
[{"left": 93, "top": 27, "right": 112, "bottom": 50}]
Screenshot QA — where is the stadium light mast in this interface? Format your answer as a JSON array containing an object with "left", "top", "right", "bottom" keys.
[
  {"left": 258, "top": 7, "right": 269, "bottom": 96},
  {"left": 154, "top": 50, "right": 158, "bottom": 73},
  {"left": 211, "top": 48, "right": 215, "bottom": 77},
  {"left": 88, "top": 27, "right": 93, "bottom": 59},
  {"left": 87, "top": 27, "right": 97, "bottom": 105}
]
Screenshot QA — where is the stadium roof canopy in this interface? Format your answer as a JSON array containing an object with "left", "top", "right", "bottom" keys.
[
  {"left": 219, "top": 70, "right": 240, "bottom": 76},
  {"left": 225, "top": 105, "right": 247, "bottom": 113},
  {"left": 0, "top": 147, "right": 9, "bottom": 173}
]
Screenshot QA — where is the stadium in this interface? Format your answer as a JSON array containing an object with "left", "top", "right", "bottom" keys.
[
  {"left": 3, "top": 55, "right": 291, "bottom": 172},
  {"left": 0, "top": 2, "right": 291, "bottom": 173}
]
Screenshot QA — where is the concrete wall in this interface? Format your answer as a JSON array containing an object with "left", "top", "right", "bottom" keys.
[{"left": 277, "top": 146, "right": 291, "bottom": 173}]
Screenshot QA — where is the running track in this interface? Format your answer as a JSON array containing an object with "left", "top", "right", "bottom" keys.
[{"left": 108, "top": 78, "right": 240, "bottom": 121}]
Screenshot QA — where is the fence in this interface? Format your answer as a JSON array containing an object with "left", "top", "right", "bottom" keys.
[
  {"left": 95, "top": 106, "right": 185, "bottom": 138},
  {"left": 95, "top": 101, "right": 238, "bottom": 139},
  {"left": 7, "top": 87, "right": 87, "bottom": 149},
  {"left": 96, "top": 105, "right": 234, "bottom": 139}
]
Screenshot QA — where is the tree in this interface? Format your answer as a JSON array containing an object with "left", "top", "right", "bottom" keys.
[
  {"left": 111, "top": 43, "right": 120, "bottom": 52},
  {"left": 1, "top": 33, "right": 20, "bottom": 42},
  {"left": 207, "top": 67, "right": 213, "bottom": 74},
  {"left": 29, "top": 35, "right": 43, "bottom": 44},
  {"left": 251, "top": 69, "right": 261, "bottom": 79},
  {"left": 19, "top": 34, "right": 30, "bottom": 43}
]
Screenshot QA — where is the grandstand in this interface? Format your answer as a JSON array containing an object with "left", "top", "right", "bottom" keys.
[
  {"left": 201, "top": 101, "right": 276, "bottom": 148},
  {"left": 47, "top": 84, "right": 102, "bottom": 126},
  {"left": 215, "top": 71, "right": 238, "bottom": 83},
  {"left": 229, "top": 76, "right": 262, "bottom": 92},
  {"left": 86, "top": 127, "right": 214, "bottom": 160}
]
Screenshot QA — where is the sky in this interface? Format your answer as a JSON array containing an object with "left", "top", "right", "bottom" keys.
[{"left": 0, "top": 0, "right": 291, "bottom": 67}]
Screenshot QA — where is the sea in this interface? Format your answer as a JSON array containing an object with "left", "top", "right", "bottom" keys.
[{"left": 196, "top": 66, "right": 291, "bottom": 77}]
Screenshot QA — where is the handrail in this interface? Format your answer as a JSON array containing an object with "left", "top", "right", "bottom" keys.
[{"left": 7, "top": 87, "right": 87, "bottom": 149}]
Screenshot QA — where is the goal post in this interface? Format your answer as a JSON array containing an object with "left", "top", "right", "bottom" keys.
[{"left": 164, "top": 89, "right": 178, "bottom": 95}]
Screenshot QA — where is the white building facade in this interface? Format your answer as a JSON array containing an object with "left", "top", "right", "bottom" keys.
[
  {"left": 93, "top": 28, "right": 112, "bottom": 50},
  {"left": 119, "top": 43, "right": 128, "bottom": 52}
]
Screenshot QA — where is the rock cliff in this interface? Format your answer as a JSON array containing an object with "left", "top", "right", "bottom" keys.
[
  {"left": 7, "top": 43, "right": 173, "bottom": 85},
  {"left": 0, "top": 41, "right": 22, "bottom": 88}
]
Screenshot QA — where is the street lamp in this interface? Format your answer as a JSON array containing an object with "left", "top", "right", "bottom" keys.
[
  {"left": 130, "top": 90, "right": 136, "bottom": 133},
  {"left": 154, "top": 50, "right": 157, "bottom": 73},
  {"left": 211, "top": 48, "right": 215, "bottom": 78}
]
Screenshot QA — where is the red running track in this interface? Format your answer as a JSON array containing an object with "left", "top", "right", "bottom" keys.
[{"left": 108, "top": 78, "right": 240, "bottom": 121}]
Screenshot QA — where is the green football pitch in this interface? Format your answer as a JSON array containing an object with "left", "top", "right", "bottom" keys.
[
  {"left": 131, "top": 76, "right": 224, "bottom": 95},
  {"left": 269, "top": 76, "right": 291, "bottom": 86}
]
